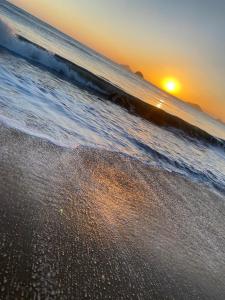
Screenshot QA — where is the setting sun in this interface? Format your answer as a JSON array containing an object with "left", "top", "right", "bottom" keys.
[{"left": 162, "top": 78, "right": 181, "bottom": 94}]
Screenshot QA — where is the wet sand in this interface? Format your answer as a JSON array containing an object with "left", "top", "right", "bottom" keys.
[{"left": 0, "top": 124, "right": 225, "bottom": 299}]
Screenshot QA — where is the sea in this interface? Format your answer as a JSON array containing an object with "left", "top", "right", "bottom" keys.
[{"left": 0, "top": 2, "right": 225, "bottom": 299}]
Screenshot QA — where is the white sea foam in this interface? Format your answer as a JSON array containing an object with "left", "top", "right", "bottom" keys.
[{"left": 0, "top": 18, "right": 89, "bottom": 86}]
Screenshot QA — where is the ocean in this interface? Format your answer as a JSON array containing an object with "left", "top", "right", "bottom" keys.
[{"left": 0, "top": 2, "right": 225, "bottom": 299}]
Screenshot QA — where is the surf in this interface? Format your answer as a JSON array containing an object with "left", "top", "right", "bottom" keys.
[{"left": 0, "top": 17, "right": 224, "bottom": 150}]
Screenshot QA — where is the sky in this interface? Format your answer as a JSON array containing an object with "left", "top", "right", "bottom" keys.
[{"left": 9, "top": 0, "right": 225, "bottom": 121}]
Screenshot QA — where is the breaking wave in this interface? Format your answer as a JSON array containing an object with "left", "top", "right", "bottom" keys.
[
  {"left": 0, "top": 18, "right": 106, "bottom": 94},
  {"left": 0, "top": 17, "right": 224, "bottom": 149}
]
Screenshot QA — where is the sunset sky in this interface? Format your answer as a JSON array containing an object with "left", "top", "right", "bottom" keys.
[{"left": 9, "top": 0, "right": 225, "bottom": 121}]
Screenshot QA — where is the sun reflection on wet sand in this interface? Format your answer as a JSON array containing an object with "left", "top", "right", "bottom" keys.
[{"left": 1, "top": 126, "right": 225, "bottom": 299}]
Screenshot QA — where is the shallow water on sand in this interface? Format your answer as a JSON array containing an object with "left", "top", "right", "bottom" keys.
[
  {"left": 0, "top": 125, "right": 225, "bottom": 299},
  {"left": 0, "top": 48, "right": 225, "bottom": 194},
  {"left": 0, "top": 3, "right": 225, "bottom": 194},
  {"left": 0, "top": 2, "right": 225, "bottom": 299}
]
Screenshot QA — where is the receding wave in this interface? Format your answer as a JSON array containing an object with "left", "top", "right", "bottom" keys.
[
  {"left": 0, "top": 18, "right": 224, "bottom": 149},
  {"left": 0, "top": 123, "right": 225, "bottom": 299},
  {"left": 128, "top": 137, "right": 225, "bottom": 193}
]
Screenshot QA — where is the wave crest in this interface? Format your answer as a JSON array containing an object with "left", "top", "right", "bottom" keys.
[
  {"left": 0, "top": 18, "right": 99, "bottom": 91},
  {"left": 0, "top": 18, "right": 224, "bottom": 149}
]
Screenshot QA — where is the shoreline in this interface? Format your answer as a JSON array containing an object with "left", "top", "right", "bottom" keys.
[
  {"left": 0, "top": 123, "right": 224, "bottom": 298},
  {"left": 16, "top": 36, "right": 225, "bottom": 149}
]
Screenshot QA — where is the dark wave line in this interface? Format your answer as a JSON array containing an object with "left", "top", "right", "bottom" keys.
[
  {"left": 0, "top": 27, "right": 217, "bottom": 149},
  {"left": 127, "top": 137, "right": 225, "bottom": 193},
  {"left": 17, "top": 37, "right": 225, "bottom": 149}
]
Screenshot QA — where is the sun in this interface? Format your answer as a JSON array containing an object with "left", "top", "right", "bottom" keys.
[{"left": 162, "top": 77, "right": 181, "bottom": 94}]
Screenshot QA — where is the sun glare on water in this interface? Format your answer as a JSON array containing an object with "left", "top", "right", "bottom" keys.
[{"left": 162, "top": 77, "right": 181, "bottom": 94}]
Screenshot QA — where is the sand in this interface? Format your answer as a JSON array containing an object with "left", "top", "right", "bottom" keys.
[{"left": 0, "top": 124, "right": 224, "bottom": 299}]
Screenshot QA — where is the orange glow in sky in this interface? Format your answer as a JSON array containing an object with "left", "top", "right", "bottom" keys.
[
  {"left": 162, "top": 78, "right": 181, "bottom": 95},
  {"left": 8, "top": 0, "right": 225, "bottom": 122}
]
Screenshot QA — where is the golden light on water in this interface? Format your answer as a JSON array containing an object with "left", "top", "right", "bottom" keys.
[
  {"left": 156, "top": 99, "right": 164, "bottom": 109},
  {"left": 162, "top": 77, "right": 181, "bottom": 94}
]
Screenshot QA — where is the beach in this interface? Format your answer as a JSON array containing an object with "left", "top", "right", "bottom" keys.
[
  {"left": 0, "top": 2, "right": 225, "bottom": 299},
  {"left": 0, "top": 124, "right": 225, "bottom": 299}
]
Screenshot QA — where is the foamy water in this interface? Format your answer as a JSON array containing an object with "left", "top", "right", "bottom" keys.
[
  {"left": 0, "top": 21, "right": 224, "bottom": 193},
  {"left": 0, "top": 2, "right": 225, "bottom": 299}
]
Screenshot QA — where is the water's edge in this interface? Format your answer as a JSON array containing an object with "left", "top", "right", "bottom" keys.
[{"left": 9, "top": 35, "right": 225, "bottom": 149}]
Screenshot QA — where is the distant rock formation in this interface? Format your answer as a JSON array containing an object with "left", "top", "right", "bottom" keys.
[
  {"left": 120, "top": 65, "right": 145, "bottom": 80},
  {"left": 214, "top": 118, "right": 225, "bottom": 125},
  {"left": 120, "top": 64, "right": 132, "bottom": 72},
  {"left": 185, "top": 102, "right": 203, "bottom": 112},
  {"left": 135, "top": 71, "right": 144, "bottom": 79}
]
